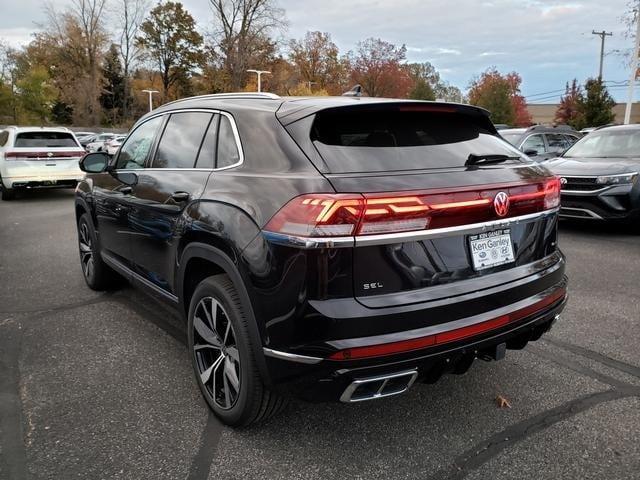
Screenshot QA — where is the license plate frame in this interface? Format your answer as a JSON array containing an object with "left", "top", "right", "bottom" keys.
[{"left": 468, "top": 229, "right": 515, "bottom": 271}]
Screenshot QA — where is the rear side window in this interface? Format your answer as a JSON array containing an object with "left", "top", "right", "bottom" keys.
[
  {"left": 154, "top": 112, "right": 212, "bottom": 169},
  {"left": 14, "top": 132, "right": 79, "bottom": 148},
  {"left": 195, "top": 115, "right": 219, "bottom": 169},
  {"left": 216, "top": 115, "right": 241, "bottom": 169},
  {"left": 310, "top": 106, "right": 519, "bottom": 173},
  {"left": 0, "top": 131, "right": 8, "bottom": 146}
]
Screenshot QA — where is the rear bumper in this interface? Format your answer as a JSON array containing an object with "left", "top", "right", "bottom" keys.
[
  {"left": 1, "top": 161, "right": 84, "bottom": 188},
  {"left": 264, "top": 288, "right": 566, "bottom": 402}
]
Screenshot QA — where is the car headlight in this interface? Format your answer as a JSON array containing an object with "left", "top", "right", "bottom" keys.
[{"left": 595, "top": 172, "right": 638, "bottom": 185}]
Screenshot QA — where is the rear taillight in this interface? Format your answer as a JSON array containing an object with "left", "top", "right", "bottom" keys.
[
  {"left": 4, "top": 151, "right": 82, "bottom": 160},
  {"left": 264, "top": 178, "right": 561, "bottom": 238}
]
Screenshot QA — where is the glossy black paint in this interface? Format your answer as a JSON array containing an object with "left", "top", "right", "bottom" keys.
[{"left": 75, "top": 95, "right": 567, "bottom": 401}]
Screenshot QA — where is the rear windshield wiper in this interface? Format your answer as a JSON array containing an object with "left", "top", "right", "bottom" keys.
[{"left": 465, "top": 153, "right": 522, "bottom": 166}]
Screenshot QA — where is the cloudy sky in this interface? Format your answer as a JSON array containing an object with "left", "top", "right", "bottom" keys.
[{"left": 1, "top": 0, "right": 636, "bottom": 102}]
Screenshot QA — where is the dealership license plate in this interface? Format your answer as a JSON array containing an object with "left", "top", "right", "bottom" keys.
[{"left": 469, "top": 229, "right": 515, "bottom": 271}]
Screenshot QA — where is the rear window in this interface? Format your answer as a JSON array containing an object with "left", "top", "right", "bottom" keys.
[
  {"left": 14, "top": 132, "right": 79, "bottom": 148},
  {"left": 310, "top": 107, "right": 521, "bottom": 173}
]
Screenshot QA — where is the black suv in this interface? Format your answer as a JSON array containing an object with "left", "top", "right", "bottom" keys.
[
  {"left": 500, "top": 125, "right": 582, "bottom": 161},
  {"left": 75, "top": 93, "right": 567, "bottom": 426}
]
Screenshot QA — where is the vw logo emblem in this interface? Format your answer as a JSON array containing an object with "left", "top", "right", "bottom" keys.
[
  {"left": 560, "top": 177, "right": 567, "bottom": 185},
  {"left": 494, "top": 191, "right": 510, "bottom": 217}
]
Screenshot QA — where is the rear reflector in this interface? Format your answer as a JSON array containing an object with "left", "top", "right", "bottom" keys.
[
  {"left": 264, "top": 177, "right": 561, "bottom": 238},
  {"left": 328, "top": 287, "right": 566, "bottom": 360}
]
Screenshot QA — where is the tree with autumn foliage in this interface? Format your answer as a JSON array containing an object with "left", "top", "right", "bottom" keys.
[
  {"left": 468, "top": 68, "right": 531, "bottom": 126},
  {"left": 137, "top": 1, "right": 204, "bottom": 101},
  {"left": 349, "top": 38, "right": 412, "bottom": 98},
  {"left": 554, "top": 79, "right": 584, "bottom": 129},
  {"left": 289, "top": 31, "right": 348, "bottom": 95}
]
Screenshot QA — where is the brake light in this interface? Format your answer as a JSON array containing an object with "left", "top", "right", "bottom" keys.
[
  {"left": 264, "top": 178, "right": 560, "bottom": 238},
  {"left": 4, "top": 151, "right": 83, "bottom": 160}
]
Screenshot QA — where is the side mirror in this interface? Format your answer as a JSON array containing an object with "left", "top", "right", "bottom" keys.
[
  {"left": 524, "top": 149, "right": 538, "bottom": 157},
  {"left": 80, "top": 152, "right": 110, "bottom": 173}
]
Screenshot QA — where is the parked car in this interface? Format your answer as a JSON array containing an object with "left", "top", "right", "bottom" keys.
[
  {"left": 86, "top": 133, "right": 117, "bottom": 152},
  {"left": 74, "top": 131, "right": 96, "bottom": 139},
  {"left": 500, "top": 125, "right": 582, "bottom": 161},
  {"left": 0, "top": 126, "right": 86, "bottom": 200},
  {"left": 545, "top": 124, "right": 640, "bottom": 222},
  {"left": 105, "top": 135, "right": 127, "bottom": 156},
  {"left": 75, "top": 93, "right": 567, "bottom": 426},
  {"left": 493, "top": 123, "right": 511, "bottom": 130}
]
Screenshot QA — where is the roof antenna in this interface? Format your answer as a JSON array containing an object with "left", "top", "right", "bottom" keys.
[{"left": 342, "top": 84, "right": 362, "bottom": 97}]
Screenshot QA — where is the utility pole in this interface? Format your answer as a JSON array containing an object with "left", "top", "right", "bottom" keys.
[
  {"left": 624, "top": 6, "right": 640, "bottom": 124},
  {"left": 592, "top": 30, "right": 613, "bottom": 80},
  {"left": 141, "top": 89, "right": 159, "bottom": 112},
  {"left": 246, "top": 69, "right": 271, "bottom": 92}
]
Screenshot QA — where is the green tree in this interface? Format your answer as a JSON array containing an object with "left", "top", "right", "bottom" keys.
[
  {"left": 407, "top": 63, "right": 436, "bottom": 100},
  {"left": 137, "top": 1, "right": 204, "bottom": 100},
  {"left": 578, "top": 78, "right": 616, "bottom": 127},
  {"left": 15, "top": 66, "right": 56, "bottom": 123},
  {"left": 100, "top": 44, "right": 127, "bottom": 125}
]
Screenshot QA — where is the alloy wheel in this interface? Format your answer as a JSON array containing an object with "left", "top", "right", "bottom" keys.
[
  {"left": 193, "top": 297, "right": 241, "bottom": 410},
  {"left": 78, "top": 222, "right": 94, "bottom": 281}
]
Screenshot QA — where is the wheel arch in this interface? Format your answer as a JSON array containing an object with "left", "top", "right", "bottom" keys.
[{"left": 178, "top": 242, "right": 271, "bottom": 385}]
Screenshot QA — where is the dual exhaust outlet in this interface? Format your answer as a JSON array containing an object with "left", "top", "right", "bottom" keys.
[{"left": 339, "top": 369, "right": 418, "bottom": 403}]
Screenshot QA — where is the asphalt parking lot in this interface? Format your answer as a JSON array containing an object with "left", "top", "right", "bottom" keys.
[{"left": 1, "top": 188, "right": 639, "bottom": 480}]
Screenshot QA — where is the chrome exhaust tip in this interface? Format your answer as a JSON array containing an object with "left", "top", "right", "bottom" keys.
[{"left": 340, "top": 369, "right": 418, "bottom": 403}]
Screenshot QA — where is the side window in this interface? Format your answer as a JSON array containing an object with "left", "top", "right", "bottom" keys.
[
  {"left": 116, "top": 116, "right": 163, "bottom": 169},
  {"left": 195, "top": 115, "right": 219, "bottom": 169},
  {"left": 563, "top": 134, "right": 579, "bottom": 148},
  {"left": 546, "top": 133, "right": 568, "bottom": 154},
  {"left": 0, "top": 131, "right": 8, "bottom": 146},
  {"left": 521, "top": 134, "right": 545, "bottom": 155},
  {"left": 216, "top": 115, "right": 241, "bottom": 169},
  {"left": 153, "top": 112, "right": 212, "bottom": 169}
]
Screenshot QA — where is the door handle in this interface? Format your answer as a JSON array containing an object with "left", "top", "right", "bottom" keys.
[
  {"left": 120, "top": 186, "right": 132, "bottom": 195},
  {"left": 171, "top": 191, "right": 190, "bottom": 202}
]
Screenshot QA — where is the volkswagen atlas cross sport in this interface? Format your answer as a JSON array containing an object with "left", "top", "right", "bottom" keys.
[
  {"left": 544, "top": 124, "right": 640, "bottom": 222},
  {"left": 75, "top": 93, "right": 567, "bottom": 426}
]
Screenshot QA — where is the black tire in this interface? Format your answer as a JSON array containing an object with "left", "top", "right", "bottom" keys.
[
  {"left": 77, "top": 213, "right": 120, "bottom": 290},
  {"left": 1, "top": 177, "right": 15, "bottom": 200},
  {"left": 1, "top": 187, "right": 15, "bottom": 201},
  {"left": 188, "top": 274, "right": 286, "bottom": 427}
]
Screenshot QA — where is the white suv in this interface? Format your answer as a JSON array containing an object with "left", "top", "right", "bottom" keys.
[{"left": 0, "top": 126, "right": 86, "bottom": 200}]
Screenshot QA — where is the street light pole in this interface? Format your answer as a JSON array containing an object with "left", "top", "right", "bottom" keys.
[
  {"left": 141, "top": 89, "right": 159, "bottom": 112},
  {"left": 246, "top": 69, "right": 271, "bottom": 92},
  {"left": 624, "top": 9, "right": 640, "bottom": 124}
]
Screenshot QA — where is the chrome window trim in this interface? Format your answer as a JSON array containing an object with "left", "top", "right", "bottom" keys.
[
  {"left": 263, "top": 347, "right": 323, "bottom": 364},
  {"left": 262, "top": 208, "right": 559, "bottom": 249},
  {"left": 122, "top": 108, "right": 244, "bottom": 172}
]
